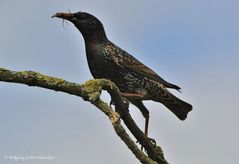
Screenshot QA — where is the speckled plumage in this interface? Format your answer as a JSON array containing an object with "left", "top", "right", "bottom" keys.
[{"left": 52, "top": 11, "right": 193, "bottom": 135}]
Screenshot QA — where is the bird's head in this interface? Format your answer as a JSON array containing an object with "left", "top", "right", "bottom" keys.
[{"left": 52, "top": 11, "right": 107, "bottom": 42}]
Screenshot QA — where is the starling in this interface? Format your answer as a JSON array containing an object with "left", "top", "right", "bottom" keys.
[{"left": 52, "top": 11, "right": 192, "bottom": 136}]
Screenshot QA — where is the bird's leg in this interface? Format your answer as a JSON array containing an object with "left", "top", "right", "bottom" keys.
[
  {"left": 140, "top": 111, "right": 150, "bottom": 151},
  {"left": 141, "top": 110, "right": 151, "bottom": 143},
  {"left": 144, "top": 113, "right": 149, "bottom": 138},
  {"left": 127, "top": 100, "right": 151, "bottom": 133},
  {"left": 143, "top": 114, "right": 156, "bottom": 145},
  {"left": 127, "top": 99, "right": 157, "bottom": 151}
]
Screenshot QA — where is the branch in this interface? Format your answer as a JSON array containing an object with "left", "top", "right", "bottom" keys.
[{"left": 0, "top": 68, "right": 168, "bottom": 164}]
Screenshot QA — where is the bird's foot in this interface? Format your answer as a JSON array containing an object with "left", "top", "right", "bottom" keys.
[
  {"left": 122, "top": 97, "right": 129, "bottom": 109},
  {"left": 136, "top": 136, "right": 156, "bottom": 145},
  {"left": 136, "top": 136, "right": 156, "bottom": 151},
  {"left": 109, "top": 97, "right": 129, "bottom": 107},
  {"left": 109, "top": 97, "right": 129, "bottom": 115},
  {"left": 147, "top": 137, "right": 156, "bottom": 146},
  {"left": 109, "top": 99, "right": 115, "bottom": 107}
]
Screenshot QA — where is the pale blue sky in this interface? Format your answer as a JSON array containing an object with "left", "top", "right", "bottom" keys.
[{"left": 0, "top": 1, "right": 239, "bottom": 164}]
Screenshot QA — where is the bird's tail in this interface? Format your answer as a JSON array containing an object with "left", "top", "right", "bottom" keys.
[
  {"left": 151, "top": 86, "right": 192, "bottom": 120},
  {"left": 163, "top": 94, "right": 192, "bottom": 120}
]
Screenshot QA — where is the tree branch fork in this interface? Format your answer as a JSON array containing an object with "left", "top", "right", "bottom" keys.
[{"left": 0, "top": 67, "right": 168, "bottom": 164}]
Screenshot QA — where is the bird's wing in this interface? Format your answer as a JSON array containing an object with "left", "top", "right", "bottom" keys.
[{"left": 109, "top": 44, "right": 181, "bottom": 90}]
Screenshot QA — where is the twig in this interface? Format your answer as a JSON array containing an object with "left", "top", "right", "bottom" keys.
[{"left": 0, "top": 67, "right": 168, "bottom": 164}]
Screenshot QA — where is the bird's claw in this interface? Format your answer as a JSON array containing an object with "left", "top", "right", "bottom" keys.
[
  {"left": 121, "top": 97, "right": 129, "bottom": 108},
  {"left": 147, "top": 137, "right": 156, "bottom": 146},
  {"left": 109, "top": 99, "right": 115, "bottom": 107},
  {"left": 136, "top": 136, "right": 156, "bottom": 151}
]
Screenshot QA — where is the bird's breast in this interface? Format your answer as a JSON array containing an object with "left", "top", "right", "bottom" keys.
[{"left": 85, "top": 48, "right": 118, "bottom": 78}]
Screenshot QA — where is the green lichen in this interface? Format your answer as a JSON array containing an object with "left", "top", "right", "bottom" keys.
[{"left": 81, "top": 79, "right": 102, "bottom": 101}]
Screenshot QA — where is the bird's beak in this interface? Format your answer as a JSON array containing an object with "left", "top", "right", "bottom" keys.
[{"left": 51, "top": 12, "right": 74, "bottom": 21}]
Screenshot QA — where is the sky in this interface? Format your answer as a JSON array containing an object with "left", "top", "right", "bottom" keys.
[{"left": 0, "top": 0, "right": 239, "bottom": 164}]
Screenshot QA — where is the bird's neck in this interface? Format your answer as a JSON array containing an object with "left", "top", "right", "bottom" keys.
[
  {"left": 83, "top": 31, "right": 109, "bottom": 60},
  {"left": 82, "top": 30, "right": 108, "bottom": 45}
]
